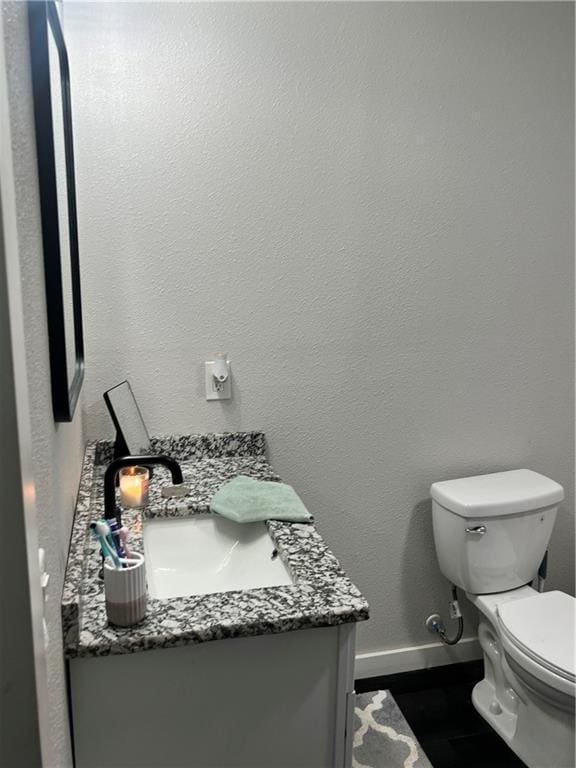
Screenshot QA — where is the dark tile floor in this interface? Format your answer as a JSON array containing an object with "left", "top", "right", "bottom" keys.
[{"left": 355, "top": 660, "right": 527, "bottom": 768}]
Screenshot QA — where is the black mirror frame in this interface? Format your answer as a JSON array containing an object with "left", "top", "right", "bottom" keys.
[{"left": 28, "top": 0, "right": 84, "bottom": 422}]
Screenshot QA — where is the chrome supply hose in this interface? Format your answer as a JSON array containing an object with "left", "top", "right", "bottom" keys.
[
  {"left": 428, "top": 585, "right": 464, "bottom": 646},
  {"left": 438, "top": 586, "right": 464, "bottom": 645}
]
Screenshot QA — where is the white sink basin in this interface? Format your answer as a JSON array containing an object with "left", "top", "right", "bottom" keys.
[{"left": 143, "top": 515, "right": 294, "bottom": 599}]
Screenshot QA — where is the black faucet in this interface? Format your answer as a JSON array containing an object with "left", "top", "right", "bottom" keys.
[{"left": 104, "top": 455, "right": 184, "bottom": 525}]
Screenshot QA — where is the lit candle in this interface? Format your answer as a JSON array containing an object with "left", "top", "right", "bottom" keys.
[{"left": 119, "top": 466, "right": 149, "bottom": 508}]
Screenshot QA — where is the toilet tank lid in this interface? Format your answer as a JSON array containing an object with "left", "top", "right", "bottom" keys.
[{"left": 430, "top": 469, "right": 564, "bottom": 518}]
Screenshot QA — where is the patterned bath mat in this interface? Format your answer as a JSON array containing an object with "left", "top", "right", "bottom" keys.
[{"left": 353, "top": 689, "right": 433, "bottom": 768}]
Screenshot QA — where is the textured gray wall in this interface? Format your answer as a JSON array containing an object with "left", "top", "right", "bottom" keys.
[
  {"left": 68, "top": 2, "right": 574, "bottom": 654},
  {"left": 0, "top": 59, "right": 43, "bottom": 768},
  {"left": 3, "top": 3, "right": 84, "bottom": 765}
]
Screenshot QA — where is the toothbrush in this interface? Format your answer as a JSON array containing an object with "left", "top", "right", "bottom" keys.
[
  {"left": 90, "top": 523, "right": 140, "bottom": 569},
  {"left": 107, "top": 518, "right": 127, "bottom": 560},
  {"left": 95, "top": 520, "right": 120, "bottom": 557},
  {"left": 118, "top": 526, "right": 132, "bottom": 558},
  {"left": 91, "top": 522, "right": 121, "bottom": 568},
  {"left": 96, "top": 520, "right": 123, "bottom": 568},
  {"left": 91, "top": 521, "right": 120, "bottom": 567},
  {"left": 90, "top": 522, "right": 116, "bottom": 567}
]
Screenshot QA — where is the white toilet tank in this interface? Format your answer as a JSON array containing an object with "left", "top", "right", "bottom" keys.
[{"left": 430, "top": 469, "right": 564, "bottom": 594}]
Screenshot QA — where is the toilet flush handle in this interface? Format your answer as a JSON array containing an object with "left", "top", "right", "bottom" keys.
[{"left": 465, "top": 525, "right": 487, "bottom": 535}]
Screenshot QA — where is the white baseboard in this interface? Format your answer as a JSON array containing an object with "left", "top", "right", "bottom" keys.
[{"left": 354, "top": 636, "right": 482, "bottom": 680}]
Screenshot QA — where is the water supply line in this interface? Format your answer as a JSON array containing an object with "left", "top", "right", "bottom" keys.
[
  {"left": 426, "top": 585, "right": 464, "bottom": 646},
  {"left": 429, "top": 551, "right": 549, "bottom": 644}
]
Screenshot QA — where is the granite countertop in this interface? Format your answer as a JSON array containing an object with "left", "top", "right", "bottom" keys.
[{"left": 62, "top": 432, "right": 369, "bottom": 658}]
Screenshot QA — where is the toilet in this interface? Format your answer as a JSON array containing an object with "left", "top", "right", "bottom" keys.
[{"left": 430, "top": 469, "right": 575, "bottom": 768}]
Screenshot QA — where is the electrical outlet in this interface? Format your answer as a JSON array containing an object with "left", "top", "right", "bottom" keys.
[{"left": 205, "top": 361, "right": 231, "bottom": 400}]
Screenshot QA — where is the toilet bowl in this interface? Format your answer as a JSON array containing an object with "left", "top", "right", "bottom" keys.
[
  {"left": 430, "top": 469, "right": 575, "bottom": 768},
  {"left": 470, "top": 587, "right": 574, "bottom": 768}
]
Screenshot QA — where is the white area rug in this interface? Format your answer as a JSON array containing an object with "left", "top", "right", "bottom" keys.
[{"left": 353, "top": 689, "right": 433, "bottom": 768}]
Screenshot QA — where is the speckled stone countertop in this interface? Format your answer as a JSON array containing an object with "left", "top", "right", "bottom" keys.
[{"left": 62, "top": 432, "right": 369, "bottom": 658}]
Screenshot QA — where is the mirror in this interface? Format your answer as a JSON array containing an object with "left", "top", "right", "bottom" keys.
[
  {"left": 103, "top": 381, "right": 151, "bottom": 458},
  {"left": 28, "top": 0, "right": 84, "bottom": 422}
]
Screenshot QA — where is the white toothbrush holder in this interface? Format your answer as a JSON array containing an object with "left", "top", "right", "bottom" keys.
[{"left": 104, "top": 553, "right": 147, "bottom": 627}]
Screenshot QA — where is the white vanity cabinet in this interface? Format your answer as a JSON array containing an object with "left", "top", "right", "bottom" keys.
[{"left": 69, "top": 623, "right": 356, "bottom": 768}]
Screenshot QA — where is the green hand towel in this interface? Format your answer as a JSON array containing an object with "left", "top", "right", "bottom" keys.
[{"left": 210, "top": 475, "right": 312, "bottom": 524}]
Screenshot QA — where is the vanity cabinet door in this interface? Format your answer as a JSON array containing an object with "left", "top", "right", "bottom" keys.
[{"left": 70, "top": 624, "right": 356, "bottom": 767}]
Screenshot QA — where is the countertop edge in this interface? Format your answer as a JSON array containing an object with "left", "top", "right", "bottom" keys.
[{"left": 67, "top": 605, "right": 370, "bottom": 659}]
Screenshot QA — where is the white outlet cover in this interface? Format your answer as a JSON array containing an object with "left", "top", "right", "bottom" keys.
[{"left": 205, "top": 361, "right": 232, "bottom": 400}]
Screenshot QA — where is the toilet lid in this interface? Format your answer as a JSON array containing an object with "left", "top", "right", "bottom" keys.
[{"left": 498, "top": 591, "right": 575, "bottom": 681}]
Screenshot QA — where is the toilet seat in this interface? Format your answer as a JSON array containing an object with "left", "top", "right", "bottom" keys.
[{"left": 497, "top": 591, "right": 575, "bottom": 699}]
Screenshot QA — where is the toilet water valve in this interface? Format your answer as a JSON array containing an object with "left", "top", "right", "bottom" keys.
[
  {"left": 425, "top": 585, "right": 464, "bottom": 646},
  {"left": 426, "top": 614, "right": 445, "bottom": 634}
]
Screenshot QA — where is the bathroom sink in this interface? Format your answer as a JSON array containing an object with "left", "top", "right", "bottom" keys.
[{"left": 143, "top": 515, "right": 294, "bottom": 599}]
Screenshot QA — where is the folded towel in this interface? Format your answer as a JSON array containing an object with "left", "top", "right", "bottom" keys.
[{"left": 209, "top": 475, "right": 313, "bottom": 524}]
